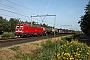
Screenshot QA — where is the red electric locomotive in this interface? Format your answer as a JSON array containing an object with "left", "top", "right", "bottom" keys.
[{"left": 15, "top": 24, "right": 45, "bottom": 37}]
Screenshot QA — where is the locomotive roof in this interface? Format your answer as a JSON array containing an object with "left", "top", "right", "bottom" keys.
[
  {"left": 16, "top": 23, "right": 28, "bottom": 25},
  {"left": 16, "top": 23, "right": 41, "bottom": 28}
]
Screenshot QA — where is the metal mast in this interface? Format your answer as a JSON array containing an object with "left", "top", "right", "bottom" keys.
[{"left": 31, "top": 14, "right": 56, "bottom": 37}]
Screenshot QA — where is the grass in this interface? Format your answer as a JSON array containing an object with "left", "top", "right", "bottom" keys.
[
  {"left": 1, "top": 32, "right": 15, "bottom": 39},
  {"left": 0, "top": 35, "right": 90, "bottom": 60},
  {"left": 9, "top": 46, "right": 19, "bottom": 51}
]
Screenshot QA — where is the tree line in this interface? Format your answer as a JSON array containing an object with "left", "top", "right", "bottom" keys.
[
  {"left": 79, "top": 1, "right": 90, "bottom": 37},
  {"left": 0, "top": 16, "right": 52, "bottom": 32}
]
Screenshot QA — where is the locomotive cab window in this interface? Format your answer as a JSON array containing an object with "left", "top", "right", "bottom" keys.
[{"left": 16, "top": 26, "right": 23, "bottom": 28}]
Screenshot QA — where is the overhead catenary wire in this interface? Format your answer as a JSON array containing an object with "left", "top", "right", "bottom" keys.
[
  {"left": 5, "top": 0, "right": 42, "bottom": 14},
  {"left": 3, "top": 0, "right": 51, "bottom": 20},
  {"left": 0, "top": 14, "right": 29, "bottom": 21},
  {"left": 41, "top": 0, "right": 52, "bottom": 23},
  {"left": 0, "top": 0, "right": 54, "bottom": 26},
  {"left": 31, "top": 15, "right": 54, "bottom": 26},
  {"left": 0, "top": 8, "right": 44, "bottom": 23},
  {"left": 45, "top": 0, "right": 52, "bottom": 13},
  {"left": 0, "top": 14, "right": 13, "bottom": 18},
  {"left": 0, "top": 13, "right": 54, "bottom": 27},
  {"left": 0, "top": 3, "right": 39, "bottom": 22},
  {"left": 0, "top": 8, "right": 30, "bottom": 18},
  {"left": 0, "top": 8, "right": 54, "bottom": 27},
  {"left": 0, "top": 3, "right": 31, "bottom": 14},
  {"left": 0, "top": 13, "right": 44, "bottom": 23},
  {"left": 32, "top": 18, "right": 54, "bottom": 25}
]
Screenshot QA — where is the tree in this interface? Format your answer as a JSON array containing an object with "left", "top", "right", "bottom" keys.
[
  {"left": 9, "top": 18, "right": 20, "bottom": 32},
  {"left": 78, "top": 1, "right": 90, "bottom": 37},
  {"left": 0, "top": 16, "right": 4, "bottom": 31},
  {"left": 0, "top": 16, "right": 9, "bottom": 32}
]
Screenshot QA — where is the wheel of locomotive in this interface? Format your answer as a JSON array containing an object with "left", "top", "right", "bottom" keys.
[
  {"left": 18, "top": 35, "right": 24, "bottom": 38},
  {"left": 43, "top": 31, "right": 47, "bottom": 36}
]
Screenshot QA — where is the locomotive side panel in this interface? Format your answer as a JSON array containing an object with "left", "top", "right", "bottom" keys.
[
  {"left": 15, "top": 24, "right": 45, "bottom": 37},
  {"left": 27, "top": 27, "right": 44, "bottom": 34}
]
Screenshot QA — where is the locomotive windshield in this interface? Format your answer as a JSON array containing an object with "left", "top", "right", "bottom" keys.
[{"left": 16, "top": 26, "right": 23, "bottom": 28}]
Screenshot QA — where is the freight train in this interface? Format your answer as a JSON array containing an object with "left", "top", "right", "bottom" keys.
[
  {"left": 14, "top": 23, "right": 75, "bottom": 37},
  {"left": 14, "top": 23, "right": 58, "bottom": 37},
  {"left": 57, "top": 29, "right": 75, "bottom": 34}
]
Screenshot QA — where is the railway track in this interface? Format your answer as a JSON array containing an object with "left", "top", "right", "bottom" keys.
[{"left": 0, "top": 34, "right": 66, "bottom": 48}]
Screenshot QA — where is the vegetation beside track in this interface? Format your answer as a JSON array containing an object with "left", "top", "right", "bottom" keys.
[
  {"left": 1, "top": 32, "right": 15, "bottom": 39},
  {"left": 0, "top": 34, "right": 90, "bottom": 60}
]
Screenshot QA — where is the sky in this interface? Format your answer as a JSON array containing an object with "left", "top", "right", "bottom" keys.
[{"left": 0, "top": 0, "right": 89, "bottom": 31}]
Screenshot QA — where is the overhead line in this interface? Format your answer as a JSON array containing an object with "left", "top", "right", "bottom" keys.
[
  {"left": 0, "top": 8, "right": 43, "bottom": 22},
  {"left": 0, "top": 14, "right": 13, "bottom": 17},
  {"left": 31, "top": 16, "right": 54, "bottom": 25},
  {"left": 0, "top": 8, "right": 54, "bottom": 26},
  {"left": 32, "top": 17, "right": 54, "bottom": 25},
  {"left": 0, "top": 3, "right": 31, "bottom": 15},
  {"left": 0, "top": 14, "right": 29, "bottom": 21},
  {"left": 0, "top": 8, "right": 30, "bottom": 18},
  {"left": 28, "top": 16, "right": 54, "bottom": 26},
  {"left": 5, "top": 0, "right": 42, "bottom": 14},
  {"left": 1, "top": 0, "right": 54, "bottom": 26},
  {"left": 0, "top": 13, "right": 54, "bottom": 26},
  {"left": 45, "top": 0, "right": 52, "bottom": 13}
]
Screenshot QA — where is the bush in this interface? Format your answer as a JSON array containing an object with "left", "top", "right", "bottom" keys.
[
  {"left": 36, "top": 40, "right": 90, "bottom": 60},
  {"left": 57, "top": 41, "right": 90, "bottom": 60},
  {"left": 61, "top": 36, "right": 72, "bottom": 42},
  {"left": 72, "top": 34, "right": 81, "bottom": 40},
  {"left": 61, "top": 34, "right": 81, "bottom": 42},
  {"left": 1, "top": 32, "right": 15, "bottom": 39},
  {"left": 28, "top": 39, "right": 68, "bottom": 60},
  {"left": 21, "top": 38, "right": 90, "bottom": 60}
]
